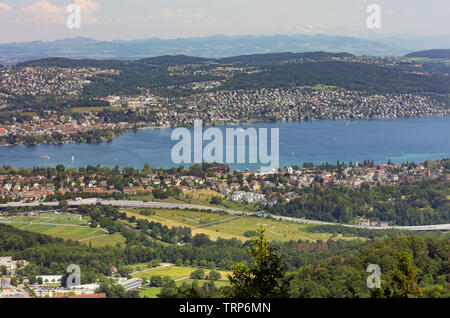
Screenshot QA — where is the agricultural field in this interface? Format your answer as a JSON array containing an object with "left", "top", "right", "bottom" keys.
[
  {"left": 124, "top": 208, "right": 349, "bottom": 242},
  {"left": 201, "top": 216, "right": 334, "bottom": 242},
  {"left": 124, "top": 208, "right": 246, "bottom": 240}
]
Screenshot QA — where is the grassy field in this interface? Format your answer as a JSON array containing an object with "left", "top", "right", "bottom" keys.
[
  {"left": 132, "top": 265, "right": 200, "bottom": 281},
  {"left": 139, "top": 276, "right": 230, "bottom": 298},
  {"left": 6, "top": 213, "right": 87, "bottom": 225},
  {"left": 140, "top": 287, "right": 162, "bottom": 298},
  {"left": 1, "top": 212, "right": 126, "bottom": 244},
  {"left": 124, "top": 208, "right": 342, "bottom": 242},
  {"left": 133, "top": 264, "right": 231, "bottom": 298},
  {"left": 9, "top": 223, "right": 105, "bottom": 241},
  {"left": 177, "top": 278, "right": 230, "bottom": 288},
  {"left": 403, "top": 57, "right": 448, "bottom": 63},
  {"left": 70, "top": 106, "right": 115, "bottom": 113},
  {"left": 132, "top": 264, "right": 231, "bottom": 280},
  {"left": 81, "top": 232, "right": 127, "bottom": 248},
  {"left": 201, "top": 216, "right": 333, "bottom": 242},
  {"left": 125, "top": 208, "right": 246, "bottom": 240}
]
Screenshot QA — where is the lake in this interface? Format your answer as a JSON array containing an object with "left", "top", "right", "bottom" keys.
[{"left": 1, "top": 117, "right": 449, "bottom": 170}]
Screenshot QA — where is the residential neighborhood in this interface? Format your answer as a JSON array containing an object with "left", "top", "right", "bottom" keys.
[{"left": 0, "top": 159, "right": 447, "bottom": 206}]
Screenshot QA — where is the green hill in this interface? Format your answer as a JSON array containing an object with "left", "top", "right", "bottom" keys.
[{"left": 406, "top": 49, "right": 450, "bottom": 59}]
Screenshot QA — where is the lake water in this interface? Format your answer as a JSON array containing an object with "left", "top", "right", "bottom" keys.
[{"left": 1, "top": 117, "right": 449, "bottom": 170}]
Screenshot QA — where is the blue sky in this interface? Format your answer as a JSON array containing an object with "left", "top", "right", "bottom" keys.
[{"left": 0, "top": 0, "right": 448, "bottom": 43}]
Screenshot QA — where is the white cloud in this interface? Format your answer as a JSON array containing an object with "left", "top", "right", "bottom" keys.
[
  {"left": 21, "top": 1, "right": 65, "bottom": 25},
  {"left": 20, "top": 0, "right": 100, "bottom": 27},
  {"left": 75, "top": 0, "right": 101, "bottom": 26},
  {"left": 160, "top": 8, "right": 175, "bottom": 18},
  {"left": 75, "top": 0, "right": 100, "bottom": 13},
  {"left": 0, "top": 2, "right": 12, "bottom": 13}
]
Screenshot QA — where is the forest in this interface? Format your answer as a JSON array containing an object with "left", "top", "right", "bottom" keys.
[
  {"left": 1, "top": 223, "right": 449, "bottom": 298},
  {"left": 266, "top": 179, "right": 450, "bottom": 226},
  {"left": 221, "top": 61, "right": 450, "bottom": 94}
]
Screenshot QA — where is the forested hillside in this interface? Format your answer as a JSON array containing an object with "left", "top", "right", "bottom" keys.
[
  {"left": 2, "top": 220, "right": 449, "bottom": 298},
  {"left": 222, "top": 61, "right": 450, "bottom": 94},
  {"left": 16, "top": 53, "right": 450, "bottom": 99},
  {"left": 406, "top": 49, "right": 450, "bottom": 59},
  {"left": 266, "top": 180, "right": 450, "bottom": 226},
  {"left": 290, "top": 236, "right": 450, "bottom": 298}
]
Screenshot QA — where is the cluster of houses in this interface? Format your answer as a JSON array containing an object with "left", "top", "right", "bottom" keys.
[
  {"left": 13, "top": 268, "right": 142, "bottom": 298},
  {"left": 230, "top": 191, "right": 266, "bottom": 204},
  {"left": 0, "top": 160, "right": 447, "bottom": 204},
  {"left": 0, "top": 66, "right": 118, "bottom": 97},
  {"left": 284, "top": 163, "right": 444, "bottom": 189},
  {"left": 181, "top": 88, "right": 448, "bottom": 123},
  {"left": 0, "top": 256, "right": 27, "bottom": 275},
  {"left": 0, "top": 256, "right": 28, "bottom": 298},
  {"left": 0, "top": 113, "right": 134, "bottom": 142},
  {"left": 358, "top": 218, "right": 389, "bottom": 228},
  {"left": 98, "top": 93, "right": 162, "bottom": 108}
]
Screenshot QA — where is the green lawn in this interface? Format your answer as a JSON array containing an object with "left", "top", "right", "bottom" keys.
[
  {"left": 132, "top": 264, "right": 231, "bottom": 282},
  {"left": 140, "top": 287, "right": 162, "bottom": 298},
  {"left": 9, "top": 223, "right": 105, "bottom": 241},
  {"left": 6, "top": 212, "right": 86, "bottom": 226},
  {"left": 2, "top": 212, "right": 125, "bottom": 244},
  {"left": 81, "top": 232, "right": 126, "bottom": 248},
  {"left": 131, "top": 265, "right": 198, "bottom": 281},
  {"left": 7, "top": 216, "right": 51, "bottom": 223},
  {"left": 134, "top": 265, "right": 231, "bottom": 296},
  {"left": 176, "top": 278, "right": 230, "bottom": 288},
  {"left": 201, "top": 216, "right": 333, "bottom": 242}
]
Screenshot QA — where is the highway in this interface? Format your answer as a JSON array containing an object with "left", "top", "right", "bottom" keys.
[
  {"left": 1, "top": 198, "right": 449, "bottom": 232},
  {"left": 0, "top": 199, "right": 251, "bottom": 216}
]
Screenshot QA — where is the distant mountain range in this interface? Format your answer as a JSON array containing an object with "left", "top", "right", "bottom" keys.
[{"left": 1, "top": 33, "right": 449, "bottom": 65}]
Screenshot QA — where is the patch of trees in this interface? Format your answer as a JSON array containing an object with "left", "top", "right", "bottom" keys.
[
  {"left": 136, "top": 218, "right": 191, "bottom": 244},
  {"left": 266, "top": 180, "right": 450, "bottom": 226},
  {"left": 289, "top": 236, "right": 450, "bottom": 298}
]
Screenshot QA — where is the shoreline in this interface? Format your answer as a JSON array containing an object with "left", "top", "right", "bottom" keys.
[
  {"left": 3, "top": 114, "right": 448, "bottom": 148},
  {"left": 0, "top": 116, "right": 448, "bottom": 171}
]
